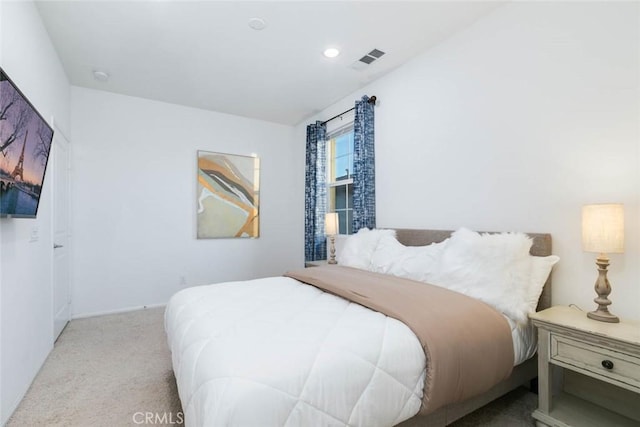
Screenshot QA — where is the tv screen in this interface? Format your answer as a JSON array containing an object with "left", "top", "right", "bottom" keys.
[{"left": 0, "top": 67, "right": 54, "bottom": 218}]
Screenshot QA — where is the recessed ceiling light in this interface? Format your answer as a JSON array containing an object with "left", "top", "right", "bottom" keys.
[
  {"left": 248, "top": 17, "right": 267, "bottom": 31},
  {"left": 323, "top": 48, "right": 340, "bottom": 58},
  {"left": 93, "top": 70, "right": 109, "bottom": 82}
]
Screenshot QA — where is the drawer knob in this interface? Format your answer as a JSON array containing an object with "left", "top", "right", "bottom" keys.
[{"left": 601, "top": 360, "right": 614, "bottom": 370}]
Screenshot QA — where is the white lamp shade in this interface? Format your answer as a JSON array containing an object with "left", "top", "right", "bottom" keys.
[
  {"left": 325, "top": 213, "right": 339, "bottom": 235},
  {"left": 582, "top": 204, "right": 624, "bottom": 253}
]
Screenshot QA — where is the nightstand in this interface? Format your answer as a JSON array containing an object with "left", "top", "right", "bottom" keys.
[
  {"left": 304, "top": 260, "right": 329, "bottom": 267},
  {"left": 529, "top": 306, "right": 640, "bottom": 427}
]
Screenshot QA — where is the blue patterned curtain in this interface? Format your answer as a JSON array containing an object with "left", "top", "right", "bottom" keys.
[
  {"left": 305, "top": 121, "right": 327, "bottom": 261},
  {"left": 352, "top": 96, "right": 376, "bottom": 232}
]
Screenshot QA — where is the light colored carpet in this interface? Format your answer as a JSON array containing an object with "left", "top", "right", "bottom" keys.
[
  {"left": 7, "top": 308, "right": 182, "bottom": 427},
  {"left": 8, "top": 307, "right": 536, "bottom": 426}
]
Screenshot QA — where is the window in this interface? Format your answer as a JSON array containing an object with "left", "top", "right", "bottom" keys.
[{"left": 327, "top": 125, "right": 354, "bottom": 235}]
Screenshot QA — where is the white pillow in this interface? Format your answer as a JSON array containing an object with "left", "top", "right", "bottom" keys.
[
  {"left": 337, "top": 228, "right": 396, "bottom": 270},
  {"left": 429, "top": 228, "right": 533, "bottom": 324},
  {"left": 527, "top": 255, "right": 560, "bottom": 312},
  {"left": 370, "top": 234, "right": 448, "bottom": 282}
]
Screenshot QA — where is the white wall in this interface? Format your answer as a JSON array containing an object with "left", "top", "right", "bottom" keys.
[
  {"left": 297, "top": 2, "right": 640, "bottom": 320},
  {"left": 70, "top": 87, "right": 302, "bottom": 317},
  {"left": 0, "top": 1, "right": 71, "bottom": 423}
]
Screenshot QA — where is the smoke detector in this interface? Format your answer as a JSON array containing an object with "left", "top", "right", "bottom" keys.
[
  {"left": 92, "top": 70, "right": 110, "bottom": 82},
  {"left": 248, "top": 17, "right": 267, "bottom": 31}
]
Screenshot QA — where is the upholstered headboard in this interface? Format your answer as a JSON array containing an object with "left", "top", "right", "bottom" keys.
[{"left": 393, "top": 229, "right": 553, "bottom": 311}]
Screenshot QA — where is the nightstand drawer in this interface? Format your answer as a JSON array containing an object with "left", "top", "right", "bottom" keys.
[{"left": 550, "top": 334, "right": 640, "bottom": 391}]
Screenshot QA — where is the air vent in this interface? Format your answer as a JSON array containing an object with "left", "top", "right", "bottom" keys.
[
  {"left": 368, "top": 49, "right": 385, "bottom": 59},
  {"left": 351, "top": 48, "right": 386, "bottom": 71},
  {"left": 358, "top": 48, "right": 386, "bottom": 65},
  {"left": 359, "top": 55, "right": 375, "bottom": 65}
]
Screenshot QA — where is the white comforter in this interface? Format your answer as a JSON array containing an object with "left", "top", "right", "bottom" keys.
[
  {"left": 165, "top": 276, "right": 426, "bottom": 427},
  {"left": 165, "top": 276, "right": 536, "bottom": 426}
]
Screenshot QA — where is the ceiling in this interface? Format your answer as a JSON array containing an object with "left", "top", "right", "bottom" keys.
[{"left": 36, "top": 1, "right": 503, "bottom": 126}]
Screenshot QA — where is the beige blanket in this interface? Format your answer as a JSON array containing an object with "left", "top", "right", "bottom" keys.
[{"left": 285, "top": 266, "right": 514, "bottom": 415}]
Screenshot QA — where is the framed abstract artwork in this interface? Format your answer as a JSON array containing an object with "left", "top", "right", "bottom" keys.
[{"left": 197, "top": 150, "right": 260, "bottom": 239}]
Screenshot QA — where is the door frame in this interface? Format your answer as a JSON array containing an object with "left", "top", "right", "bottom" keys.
[{"left": 51, "top": 118, "right": 71, "bottom": 341}]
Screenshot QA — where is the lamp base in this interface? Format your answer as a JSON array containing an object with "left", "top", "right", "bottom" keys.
[
  {"left": 328, "top": 235, "right": 337, "bottom": 264},
  {"left": 587, "top": 309, "right": 619, "bottom": 323},
  {"left": 587, "top": 256, "right": 619, "bottom": 323}
]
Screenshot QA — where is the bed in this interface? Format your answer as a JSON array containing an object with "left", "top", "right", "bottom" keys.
[{"left": 165, "top": 229, "right": 555, "bottom": 427}]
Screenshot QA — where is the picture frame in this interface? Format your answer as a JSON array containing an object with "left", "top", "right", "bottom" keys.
[
  {"left": 0, "top": 67, "right": 54, "bottom": 218},
  {"left": 196, "top": 150, "right": 260, "bottom": 239}
]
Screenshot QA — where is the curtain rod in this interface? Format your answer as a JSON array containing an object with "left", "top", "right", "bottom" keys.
[{"left": 321, "top": 95, "right": 377, "bottom": 126}]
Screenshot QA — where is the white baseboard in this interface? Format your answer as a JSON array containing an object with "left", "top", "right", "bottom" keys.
[{"left": 71, "top": 303, "right": 166, "bottom": 320}]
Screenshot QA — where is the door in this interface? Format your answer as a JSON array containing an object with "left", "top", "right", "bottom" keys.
[{"left": 52, "top": 128, "right": 71, "bottom": 340}]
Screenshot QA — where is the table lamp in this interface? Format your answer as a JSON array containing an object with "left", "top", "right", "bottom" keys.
[
  {"left": 582, "top": 203, "right": 624, "bottom": 323},
  {"left": 325, "top": 213, "right": 339, "bottom": 264}
]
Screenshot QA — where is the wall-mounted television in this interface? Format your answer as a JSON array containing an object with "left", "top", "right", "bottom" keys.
[{"left": 0, "top": 67, "right": 54, "bottom": 218}]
